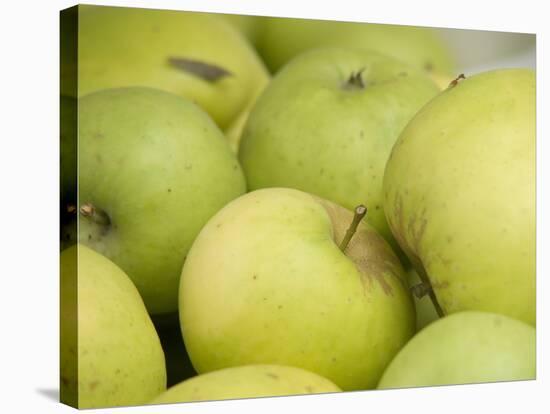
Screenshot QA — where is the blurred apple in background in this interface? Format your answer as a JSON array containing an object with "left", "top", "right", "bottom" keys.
[
  {"left": 436, "top": 28, "right": 535, "bottom": 74},
  {"left": 218, "top": 13, "right": 263, "bottom": 46},
  {"left": 256, "top": 17, "right": 455, "bottom": 84},
  {"left": 66, "top": 5, "right": 269, "bottom": 131}
]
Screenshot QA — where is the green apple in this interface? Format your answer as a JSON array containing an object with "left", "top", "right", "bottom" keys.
[
  {"left": 180, "top": 188, "right": 415, "bottom": 391},
  {"left": 257, "top": 17, "right": 455, "bottom": 79},
  {"left": 239, "top": 48, "right": 439, "bottom": 256},
  {"left": 383, "top": 69, "right": 535, "bottom": 325},
  {"left": 377, "top": 311, "right": 536, "bottom": 389},
  {"left": 78, "top": 87, "right": 246, "bottom": 315},
  {"left": 60, "top": 244, "right": 166, "bottom": 408},
  {"left": 150, "top": 364, "right": 341, "bottom": 405},
  {"left": 70, "top": 5, "right": 269, "bottom": 130}
]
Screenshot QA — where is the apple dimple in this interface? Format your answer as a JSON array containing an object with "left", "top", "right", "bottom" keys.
[{"left": 315, "top": 196, "right": 407, "bottom": 296}]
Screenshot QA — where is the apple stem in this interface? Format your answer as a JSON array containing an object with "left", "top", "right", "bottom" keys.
[
  {"left": 410, "top": 282, "right": 432, "bottom": 299},
  {"left": 339, "top": 205, "right": 367, "bottom": 252},
  {"left": 167, "top": 57, "right": 233, "bottom": 82},
  {"left": 415, "top": 266, "right": 445, "bottom": 317},
  {"left": 448, "top": 73, "right": 466, "bottom": 89},
  {"left": 345, "top": 68, "right": 367, "bottom": 89},
  {"left": 79, "top": 203, "right": 111, "bottom": 227}
]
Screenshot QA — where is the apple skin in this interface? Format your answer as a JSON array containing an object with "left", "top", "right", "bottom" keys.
[
  {"left": 257, "top": 17, "right": 455, "bottom": 77},
  {"left": 239, "top": 48, "right": 439, "bottom": 255},
  {"left": 383, "top": 69, "right": 535, "bottom": 325},
  {"left": 218, "top": 13, "right": 263, "bottom": 46},
  {"left": 60, "top": 245, "right": 166, "bottom": 408},
  {"left": 69, "top": 5, "right": 269, "bottom": 130},
  {"left": 78, "top": 87, "right": 246, "bottom": 315},
  {"left": 180, "top": 188, "right": 415, "bottom": 391},
  {"left": 377, "top": 311, "right": 536, "bottom": 389},
  {"left": 150, "top": 364, "right": 340, "bottom": 405}
]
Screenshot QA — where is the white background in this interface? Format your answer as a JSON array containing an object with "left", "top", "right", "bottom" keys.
[{"left": 0, "top": 0, "right": 547, "bottom": 412}]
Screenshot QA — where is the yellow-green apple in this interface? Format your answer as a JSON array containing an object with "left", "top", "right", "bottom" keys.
[
  {"left": 377, "top": 311, "right": 536, "bottom": 389},
  {"left": 69, "top": 5, "right": 269, "bottom": 130},
  {"left": 257, "top": 17, "right": 455, "bottom": 80},
  {"left": 150, "top": 364, "right": 340, "bottom": 405},
  {"left": 77, "top": 87, "right": 246, "bottom": 315},
  {"left": 180, "top": 188, "right": 415, "bottom": 391},
  {"left": 383, "top": 69, "right": 535, "bottom": 325},
  {"left": 238, "top": 48, "right": 439, "bottom": 256},
  {"left": 60, "top": 245, "right": 166, "bottom": 408}
]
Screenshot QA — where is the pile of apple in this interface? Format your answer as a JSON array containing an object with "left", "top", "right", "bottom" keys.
[{"left": 59, "top": 5, "right": 536, "bottom": 409}]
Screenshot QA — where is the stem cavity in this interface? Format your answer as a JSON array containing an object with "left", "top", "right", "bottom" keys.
[
  {"left": 339, "top": 205, "right": 367, "bottom": 252},
  {"left": 79, "top": 203, "right": 111, "bottom": 227},
  {"left": 344, "top": 67, "right": 367, "bottom": 90}
]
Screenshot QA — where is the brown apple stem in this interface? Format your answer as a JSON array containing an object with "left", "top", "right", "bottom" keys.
[
  {"left": 167, "top": 57, "right": 233, "bottom": 82},
  {"left": 410, "top": 282, "right": 432, "bottom": 299},
  {"left": 415, "top": 266, "right": 445, "bottom": 317},
  {"left": 339, "top": 205, "right": 367, "bottom": 252},
  {"left": 448, "top": 73, "right": 466, "bottom": 89},
  {"left": 79, "top": 203, "right": 111, "bottom": 227}
]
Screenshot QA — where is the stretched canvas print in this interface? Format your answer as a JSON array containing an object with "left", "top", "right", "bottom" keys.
[{"left": 59, "top": 4, "right": 536, "bottom": 409}]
